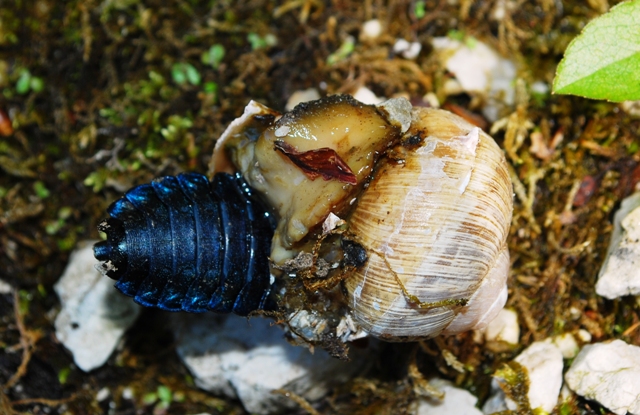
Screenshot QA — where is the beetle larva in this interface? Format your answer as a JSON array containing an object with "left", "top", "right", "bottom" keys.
[{"left": 93, "top": 172, "right": 276, "bottom": 315}]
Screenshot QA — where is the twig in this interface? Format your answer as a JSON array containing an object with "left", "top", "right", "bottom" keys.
[
  {"left": 3, "top": 290, "right": 40, "bottom": 390},
  {"left": 272, "top": 389, "right": 320, "bottom": 415}
]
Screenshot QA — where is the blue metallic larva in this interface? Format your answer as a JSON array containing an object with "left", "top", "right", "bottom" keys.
[{"left": 93, "top": 172, "right": 277, "bottom": 316}]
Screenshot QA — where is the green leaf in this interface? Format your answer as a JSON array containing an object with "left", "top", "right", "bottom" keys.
[
  {"left": 201, "top": 44, "right": 225, "bottom": 68},
  {"left": 29, "top": 76, "right": 44, "bottom": 92},
  {"left": 184, "top": 63, "right": 201, "bottom": 85},
  {"left": 553, "top": 0, "right": 640, "bottom": 102},
  {"left": 16, "top": 70, "right": 31, "bottom": 94},
  {"left": 171, "top": 63, "right": 187, "bottom": 85},
  {"left": 156, "top": 385, "right": 172, "bottom": 404}
]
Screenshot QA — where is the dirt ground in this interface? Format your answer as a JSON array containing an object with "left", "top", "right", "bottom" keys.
[{"left": 1, "top": 1, "right": 639, "bottom": 414}]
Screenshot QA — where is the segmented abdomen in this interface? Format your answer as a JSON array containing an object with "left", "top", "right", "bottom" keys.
[{"left": 93, "top": 172, "right": 276, "bottom": 316}]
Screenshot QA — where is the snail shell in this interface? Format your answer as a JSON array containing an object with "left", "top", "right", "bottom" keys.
[
  {"left": 93, "top": 172, "right": 276, "bottom": 315},
  {"left": 344, "top": 108, "right": 512, "bottom": 340}
]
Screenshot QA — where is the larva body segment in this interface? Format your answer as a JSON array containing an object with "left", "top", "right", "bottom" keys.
[{"left": 93, "top": 172, "right": 277, "bottom": 316}]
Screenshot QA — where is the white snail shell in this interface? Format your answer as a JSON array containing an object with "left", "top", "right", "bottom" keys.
[
  {"left": 344, "top": 108, "right": 512, "bottom": 340},
  {"left": 212, "top": 95, "right": 512, "bottom": 341}
]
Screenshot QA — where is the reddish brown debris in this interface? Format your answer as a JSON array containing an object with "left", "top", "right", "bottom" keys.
[
  {"left": 573, "top": 175, "right": 599, "bottom": 208},
  {"left": 0, "top": 109, "right": 13, "bottom": 136},
  {"left": 274, "top": 140, "right": 358, "bottom": 185}
]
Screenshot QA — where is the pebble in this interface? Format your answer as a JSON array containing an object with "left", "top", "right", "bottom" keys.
[
  {"left": 360, "top": 19, "right": 382, "bottom": 40},
  {"left": 353, "top": 86, "right": 386, "bottom": 105},
  {"left": 0, "top": 278, "right": 11, "bottom": 294},
  {"left": 416, "top": 378, "right": 482, "bottom": 415},
  {"left": 483, "top": 341, "right": 563, "bottom": 414},
  {"left": 565, "top": 340, "right": 640, "bottom": 415},
  {"left": 285, "top": 88, "right": 321, "bottom": 111},
  {"left": 596, "top": 192, "right": 640, "bottom": 299},
  {"left": 482, "top": 308, "right": 519, "bottom": 344},
  {"left": 393, "top": 38, "right": 422, "bottom": 59},
  {"left": 353, "top": 86, "right": 385, "bottom": 105},
  {"left": 549, "top": 333, "right": 579, "bottom": 359},
  {"left": 54, "top": 241, "right": 141, "bottom": 371},
  {"left": 174, "top": 313, "right": 367, "bottom": 415},
  {"left": 431, "top": 36, "right": 516, "bottom": 121}
]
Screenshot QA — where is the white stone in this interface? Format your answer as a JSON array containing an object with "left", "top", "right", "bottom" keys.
[
  {"left": 531, "top": 80, "right": 550, "bottom": 96},
  {"left": 285, "top": 88, "right": 321, "bottom": 111},
  {"left": 515, "top": 342, "right": 563, "bottom": 413},
  {"left": 174, "top": 313, "right": 365, "bottom": 415},
  {"left": 0, "top": 278, "right": 11, "bottom": 294},
  {"left": 549, "top": 333, "right": 579, "bottom": 359},
  {"left": 423, "top": 92, "right": 440, "bottom": 108},
  {"left": 415, "top": 378, "right": 482, "bottom": 415},
  {"left": 54, "top": 241, "right": 141, "bottom": 372},
  {"left": 596, "top": 192, "right": 640, "bottom": 299},
  {"left": 576, "top": 329, "right": 592, "bottom": 343},
  {"left": 620, "top": 100, "right": 640, "bottom": 118},
  {"left": 483, "top": 308, "right": 519, "bottom": 344},
  {"left": 565, "top": 340, "right": 640, "bottom": 415},
  {"left": 483, "top": 341, "right": 563, "bottom": 414},
  {"left": 393, "top": 38, "right": 421, "bottom": 59},
  {"left": 96, "top": 387, "right": 110, "bottom": 402},
  {"left": 361, "top": 19, "right": 382, "bottom": 40},
  {"left": 352, "top": 86, "right": 385, "bottom": 105},
  {"left": 431, "top": 37, "right": 516, "bottom": 121}
]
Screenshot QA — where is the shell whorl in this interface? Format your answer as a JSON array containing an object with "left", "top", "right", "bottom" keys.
[
  {"left": 344, "top": 108, "right": 513, "bottom": 340},
  {"left": 93, "top": 172, "right": 276, "bottom": 316}
]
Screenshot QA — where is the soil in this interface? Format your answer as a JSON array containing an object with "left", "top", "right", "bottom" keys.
[{"left": 0, "top": 1, "right": 638, "bottom": 414}]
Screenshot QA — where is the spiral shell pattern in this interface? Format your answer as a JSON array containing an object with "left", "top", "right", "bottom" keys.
[{"left": 344, "top": 108, "right": 512, "bottom": 340}]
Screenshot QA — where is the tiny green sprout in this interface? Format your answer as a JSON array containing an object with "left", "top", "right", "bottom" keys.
[
  {"left": 18, "top": 289, "right": 31, "bottom": 315},
  {"left": 204, "top": 81, "right": 218, "bottom": 94},
  {"left": 628, "top": 141, "right": 639, "bottom": 155},
  {"left": 84, "top": 170, "right": 108, "bottom": 193},
  {"left": 160, "top": 115, "right": 193, "bottom": 141},
  {"left": 447, "top": 29, "right": 465, "bottom": 42},
  {"left": 15, "top": 69, "right": 44, "bottom": 94},
  {"left": 29, "top": 76, "right": 44, "bottom": 92},
  {"left": 414, "top": 0, "right": 426, "bottom": 19},
  {"left": 156, "top": 385, "right": 172, "bottom": 404},
  {"left": 327, "top": 36, "right": 355, "bottom": 65},
  {"left": 142, "top": 392, "right": 157, "bottom": 405},
  {"left": 247, "top": 32, "right": 278, "bottom": 50},
  {"left": 148, "top": 70, "right": 165, "bottom": 85},
  {"left": 16, "top": 70, "right": 31, "bottom": 94},
  {"left": 171, "top": 63, "right": 201, "bottom": 86},
  {"left": 58, "top": 234, "right": 77, "bottom": 251},
  {"left": 0, "top": 186, "right": 6, "bottom": 198},
  {"left": 201, "top": 44, "right": 225, "bottom": 69},
  {"left": 33, "top": 181, "right": 50, "bottom": 199},
  {"left": 58, "top": 367, "right": 71, "bottom": 384},
  {"left": 46, "top": 206, "right": 74, "bottom": 235}
]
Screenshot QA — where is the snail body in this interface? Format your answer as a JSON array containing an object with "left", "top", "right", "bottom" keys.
[{"left": 95, "top": 95, "right": 513, "bottom": 342}]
